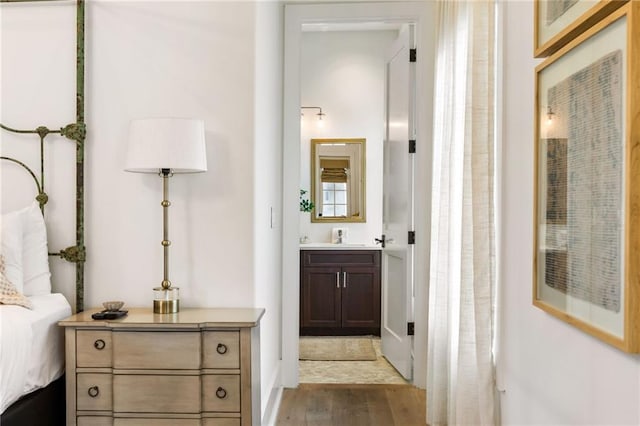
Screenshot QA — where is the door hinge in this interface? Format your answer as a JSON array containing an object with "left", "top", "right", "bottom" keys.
[
  {"left": 407, "top": 322, "right": 415, "bottom": 336},
  {"left": 408, "top": 231, "right": 415, "bottom": 245},
  {"left": 409, "top": 48, "right": 417, "bottom": 63},
  {"left": 409, "top": 140, "right": 416, "bottom": 153}
]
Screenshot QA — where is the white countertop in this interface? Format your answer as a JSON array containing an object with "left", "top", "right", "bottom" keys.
[{"left": 299, "top": 243, "right": 381, "bottom": 250}]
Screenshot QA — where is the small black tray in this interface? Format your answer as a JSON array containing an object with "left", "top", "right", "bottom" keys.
[{"left": 91, "top": 310, "right": 128, "bottom": 320}]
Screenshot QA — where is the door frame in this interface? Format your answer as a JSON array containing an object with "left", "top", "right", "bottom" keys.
[{"left": 282, "top": 1, "right": 435, "bottom": 388}]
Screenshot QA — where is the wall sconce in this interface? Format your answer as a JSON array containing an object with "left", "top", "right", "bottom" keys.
[
  {"left": 301, "top": 106, "right": 326, "bottom": 128},
  {"left": 125, "top": 118, "right": 207, "bottom": 314},
  {"left": 546, "top": 106, "right": 555, "bottom": 124},
  {"left": 542, "top": 105, "right": 568, "bottom": 139}
]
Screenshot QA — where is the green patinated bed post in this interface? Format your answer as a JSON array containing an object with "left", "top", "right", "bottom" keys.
[
  {"left": 76, "top": 0, "right": 85, "bottom": 313},
  {"left": 0, "top": 0, "right": 87, "bottom": 313}
]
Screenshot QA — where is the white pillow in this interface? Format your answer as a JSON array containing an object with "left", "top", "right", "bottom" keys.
[
  {"left": 0, "top": 210, "right": 25, "bottom": 293},
  {"left": 21, "top": 202, "right": 51, "bottom": 296}
]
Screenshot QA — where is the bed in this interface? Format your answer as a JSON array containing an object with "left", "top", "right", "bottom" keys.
[
  {"left": 0, "top": 0, "right": 87, "bottom": 424},
  {"left": 1, "top": 294, "right": 71, "bottom": 422}
]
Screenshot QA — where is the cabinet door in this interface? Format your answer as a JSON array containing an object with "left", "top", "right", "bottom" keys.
[
  {"left": 341, "top": 266, "right": 381, "bottom": 329},
  {"left": 301, "top": 266, "right": 342, "bottom": 328}
]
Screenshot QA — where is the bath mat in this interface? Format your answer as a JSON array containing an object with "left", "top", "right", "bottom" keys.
[{"left": 299, "top": 336, "right": 377, "bottom": 361}]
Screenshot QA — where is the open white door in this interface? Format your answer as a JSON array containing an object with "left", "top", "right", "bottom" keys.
[{"left": 380, "top": 25, "right": 415, "bottom": 381}]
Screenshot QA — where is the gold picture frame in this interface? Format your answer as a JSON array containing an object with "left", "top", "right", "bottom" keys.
[
  {"left": 533, "top": 2, "right": 640, "bottom": 352},
  {"left": 310, "top": 138, "right": 367, "bottom": 223},
  {"left": 534, "top": 0, "right": 628, "bottom": 57}
]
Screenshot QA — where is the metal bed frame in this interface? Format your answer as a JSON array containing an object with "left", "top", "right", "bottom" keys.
[
  {"left": 0, "top": 1, "right": 85, "bottom": 424},
  {"left": 0, "top": 0, "right": 86, "bottom": 313}
]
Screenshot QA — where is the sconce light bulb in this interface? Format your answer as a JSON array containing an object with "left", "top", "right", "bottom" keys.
[
  {"left": 317, "top": 111, "right": 326, "bottom": 128},
  {"left": 546, "top": 106, "right": 554, "bottom": 125}
]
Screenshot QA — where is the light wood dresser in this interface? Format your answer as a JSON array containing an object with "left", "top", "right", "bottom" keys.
[{"left": 58, "top": 308, "right": 264, "bottom": 426}]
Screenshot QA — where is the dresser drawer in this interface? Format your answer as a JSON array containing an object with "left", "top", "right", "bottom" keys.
[
  {"left": 114, "top": 419, "right": 200, "bottom": 426},
  {"left": 203, "top": 419, "right": 240, "bottom": 426},
  {"left": 203, "top": 331, "right": 240, "bottom": 369},
  {"left": 113, "top": 331, "right": 201, "bottom": 369},
  {"left": 78, "top": 417, "right": 113, "bottom": 426},
  {"left": 113, "top": 375, "right": 200, "bottom": 413},
  {"left": 77, "top": 374, "right": 113, "bottom": 411},
  {"left": 302, "top": 250, "right": 381, "bottom": 267},
  {"left": 77, "top": 330, "right": 112, "bottom": 367},
  {"left": 202, "top": 375, "right": 240, "bottom": 412}
]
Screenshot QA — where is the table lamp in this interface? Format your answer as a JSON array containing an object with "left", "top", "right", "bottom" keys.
[{"left": 125, "top": 118, "right": 207, "bottom": 313}]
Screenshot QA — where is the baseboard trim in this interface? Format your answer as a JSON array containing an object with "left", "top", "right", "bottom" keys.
[
  {"left": 262, "top": 384, "right": 283, "bottom": 425},
  {"left": 261, "top": 361, "right": 283, "bottom": 425}
]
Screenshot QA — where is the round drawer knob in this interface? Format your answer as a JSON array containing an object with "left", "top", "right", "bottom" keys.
[
  {"left": 88, "top": 386, "right": 100, "bottom": 398},
  {"left": 94, "top": 339, "right": 106, "bottom": 350},
  {"left": 215, "top": 387, "right": 227, "bottom": 399},
  {"left": 216, "top": 343, "right": 228, "bottom": 354}
]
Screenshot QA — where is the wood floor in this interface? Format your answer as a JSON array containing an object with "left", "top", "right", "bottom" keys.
[{"left": 276, "top": 384, "right": 426, "bottom": 426}]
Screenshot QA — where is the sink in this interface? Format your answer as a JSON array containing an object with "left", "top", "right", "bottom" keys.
[
  {"left": 300, "top": 242, "right": 365, "bottom": 247},
  {"left": 299, "top": 242, "right": 378, "bottom": 250}
]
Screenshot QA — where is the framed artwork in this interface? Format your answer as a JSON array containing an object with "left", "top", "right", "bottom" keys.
[
  {"left": 534, "top": 0, "right": 628, "bottom": 57},
  {"left": 533, "top": 2, "right": 640, "bottom": 352}
]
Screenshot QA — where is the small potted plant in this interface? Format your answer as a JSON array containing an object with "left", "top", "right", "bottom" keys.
[{"left": 299, "top": 189, "right": 314, "bottom": 213}]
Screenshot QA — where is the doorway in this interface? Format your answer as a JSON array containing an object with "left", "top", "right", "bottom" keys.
[{"left": 282, "top": 2, "right": 435, "bottom": 389}]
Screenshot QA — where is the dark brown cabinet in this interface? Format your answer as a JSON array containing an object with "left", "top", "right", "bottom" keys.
[{"left": 300, "top": 250, "right": 381, "bottom": 336}]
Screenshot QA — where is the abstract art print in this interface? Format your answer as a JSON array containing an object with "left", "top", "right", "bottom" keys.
[{"left": 546, "top": 0, "right": 580, "bottom": 25}]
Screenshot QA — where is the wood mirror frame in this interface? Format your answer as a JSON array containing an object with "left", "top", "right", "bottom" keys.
[{"left": 310, "top": 138, "right": 366, "bottom": 223}]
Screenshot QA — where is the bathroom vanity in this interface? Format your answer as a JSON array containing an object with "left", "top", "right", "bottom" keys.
[{"left": 300, "top": 246, "right": 381, "bottom": 336}]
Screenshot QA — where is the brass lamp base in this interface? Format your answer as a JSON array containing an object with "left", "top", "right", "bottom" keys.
[
  {"left": 153, "top": 286, "right": 179, "bottom": 314},
  {"left": 154, "top": 299, "right": 179, "bottom": 314}
]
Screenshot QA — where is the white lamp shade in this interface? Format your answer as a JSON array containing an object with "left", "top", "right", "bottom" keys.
[{"left": 125, "top": 118, "right": 207, "bottom": 173}]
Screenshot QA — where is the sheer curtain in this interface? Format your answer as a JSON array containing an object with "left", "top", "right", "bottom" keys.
[{"left": 426, "top": 1, "right": 497, "bottom": 425}]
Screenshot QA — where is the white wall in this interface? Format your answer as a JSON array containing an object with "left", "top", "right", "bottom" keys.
[
  {"left": 498, "top": 2, "right": 640, "bottom": 424},
  {"left": 1, "top": 1, "right": 282, "bottom": 421},
  {"left": 299, "top": 30, "right": 397, "bottom": 244},
  {"left": 253, "top": 1, "right": 284, "bottom": 423},
  {"left": 88, "top": 0, "right": 256, "bottom": 309}
]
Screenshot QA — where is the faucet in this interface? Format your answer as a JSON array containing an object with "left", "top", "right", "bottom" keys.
[{"left": 337, "top": 229, "right": 343, "bottom": 244}]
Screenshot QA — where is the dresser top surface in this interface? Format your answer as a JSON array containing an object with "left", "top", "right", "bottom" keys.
[{"left": 59, "top": 307, "right": 265, "bottom": 329}]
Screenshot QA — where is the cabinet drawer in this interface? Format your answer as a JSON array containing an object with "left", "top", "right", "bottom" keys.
[
  {"left": 203, "top": 419, "right": 240, "bottom": 426},
  {"left": 202, "top": 375, "right": 240, "bottom": 412},
  {"left": 77, "top": 374, "right": 112, "bottom": 411},
  {"left": 113, "top": 375, "right": 200, "bottom": 414},
  {"left": 114, "top": 419, "right": 200, "bottom": 426},
  {"left": 78, "top": 417, "right": 113, "bottom": 426},
  {"left": 113, "top": 331, "right": 201, "bottom": 369},
  {"left": 77, "top": 330, "right": 112, "bottom": 367},
  {"left": 302, "top": 250, "right": 380, "bottom": 267},
  {"left": 203, "top": 331, "right": 240, "bottom": 369}
]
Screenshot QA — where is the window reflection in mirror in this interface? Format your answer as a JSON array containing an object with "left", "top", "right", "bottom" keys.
[{"left": 310, "top": 138, "right": 365, "bottom": 223}]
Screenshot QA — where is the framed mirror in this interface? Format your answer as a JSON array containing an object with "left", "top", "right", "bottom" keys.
[{"left": 310, "top": 138, "right": 366, "bottom": 223}]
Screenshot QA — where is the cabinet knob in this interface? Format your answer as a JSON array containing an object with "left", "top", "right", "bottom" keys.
[
  {"left": 216, "top": 343, "right": 228, "bottom": 355},
  {"left": 215, "top": 387, "right": 227, "bottom": 399},
  {"left": 94, "top": 339, "right": 106, "bottom": 350},
  {"left": 88, "top": 386, "right": 100, "bottom": 398}
]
